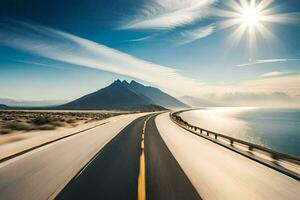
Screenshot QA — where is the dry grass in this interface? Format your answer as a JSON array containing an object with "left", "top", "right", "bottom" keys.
[
  {"left": 0, "top": 129, "right": 11, "bottom": 135},
  {"left": 0, "top": 111, "right": 128, "bottom": 135}
]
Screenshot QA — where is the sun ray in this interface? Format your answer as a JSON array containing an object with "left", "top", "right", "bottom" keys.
[
  {"left": 256, "top": 22, "right": 277, "bottom": 42},
  {"left": 240, "top": 0, "right": 250, "bottom": 10},
  {"left": 227, "top": 0, "right": 244, "bottom": 13},
  {"left": 228, "top": 23, "right": 248, "bottom": 47},
  {"left": 262, "top": 13, "right": 300, "bottom": 24},
  {"left": 248, "top": 25, "right": 257, "bottom": 56},
  {"left": 218, "top": 18, "right": 242, "bottom": 29},
  {"left": 213, "top": 8, "right": 241, "bottom": 18},
  {"left": 256, "top": 0, "right": 273, "bottom": 12}
]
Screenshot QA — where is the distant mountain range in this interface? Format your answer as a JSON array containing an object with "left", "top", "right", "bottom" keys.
[
  {"left": 58, "top": 80, "right": 188, "bottom": 111},
  {"left": 0, "top": 80, "right": 187, "bottom": 111},
  {"left": 0, "top": 98, "right": 67, "bottom": 107},
  {"left": 2, "top": 81, "right": 298, "bottom": 111},
  {"left": 0, "top": 104, "right": 9, "bottom": 109},
  {"left": 179, "top": 96, "right": 223, "bottom": 107}
]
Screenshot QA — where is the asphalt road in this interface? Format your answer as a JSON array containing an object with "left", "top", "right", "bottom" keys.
[
  {"left": 56, "top": 115, "right": 146, "bottom": 200},
  {"left": 1, "top": 112, "right": 297, "bottom": 200},
  {"left": 145, "top": 116, "right": 202, "bottom": 200},
  {"left": 57, "top": 114, "right": 201, "bottom": 200},
  {"left": 0, "top": 113, "right": 147, "bottom": 200}
]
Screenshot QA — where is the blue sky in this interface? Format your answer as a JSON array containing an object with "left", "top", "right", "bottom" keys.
[{"left": 0, "top": 0, "right": 300, "bottom": 102}]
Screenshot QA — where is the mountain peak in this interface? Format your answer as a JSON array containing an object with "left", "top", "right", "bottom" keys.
[
  {"left": 110, "top": 79, "right": 126, "bottom": 88},
  {"left": 0, "top": 104, "right": 9, "bottom": 109},
  {"left": 113, "top": 79, "right": 122, "bottom": 84},
  {"left": 122, "top": 80, "right": 130, "bottom": 86},
  {"left": 130, "top": 80, "right": 138, "bottom": 84},
  {"left": 112, "top": 79, "right": 131, "bottom": 87},
  {"left": 130, "top": 80, "right": 144, "bottom": 87}
]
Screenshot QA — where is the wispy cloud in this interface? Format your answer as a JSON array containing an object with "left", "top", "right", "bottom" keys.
[
  {"left": 239, "top": 75, "right": 300, "bottom": 97},
  {"left": 176, "top": 24, "right": 215, "bottom": 46},
  {"left": 13, "top": 59, "right": 73, "bottom": 71},
  {"left": 122, "top": 0, "right": 218, "bottom": 30},
  {"left": 237, "top": 58, "right": 300, "bottom": 67},
  {"left": 0, "top": 20, "right": 203, "bottom": 94},
  {"left": 125, "top": 35, "right": 153, "bottom": 42},
  {"left": 126, "top": 24, "right": 215, "bottom": 46},
  {"left": 260, "top": 71, "right": 292, "bottom": 78}
]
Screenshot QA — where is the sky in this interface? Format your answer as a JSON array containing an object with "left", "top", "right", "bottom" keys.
[{"left": 0, "top": 0, "right": 300, "bottom": 105}]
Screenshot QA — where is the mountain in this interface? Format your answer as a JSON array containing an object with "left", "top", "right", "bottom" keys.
[
  {"left": 2, "top": 80, "right": 186, "bottom": 111},
  {"left": 126, "top": 80, "right": 188, "bottom": 108},
  {"left": 59, "top": 80, "right": 167, "bottom": 111},
  {"left": 0, "top": 98, "right": 67, "bottom": 107},
  {"left": 0, "top": 104, "right": 9, "bottom": 110}
]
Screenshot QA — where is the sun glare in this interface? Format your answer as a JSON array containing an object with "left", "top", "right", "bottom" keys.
[
  {"left": 241, "top": 7, "right": 261, "bottom": 26},
  {"left": 217, "top": 0, "right": 297, "bottom": 54}
]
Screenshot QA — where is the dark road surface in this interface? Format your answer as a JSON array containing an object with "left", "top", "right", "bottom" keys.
[
  {"left": 57, "top": 114, "right": 201, "bottom": 200},
  {"left": 145, "top": 116, "right": 202, "bottom": 200},
  {"left": 56, "top": 116, "right": 146, "bottom": 200}
]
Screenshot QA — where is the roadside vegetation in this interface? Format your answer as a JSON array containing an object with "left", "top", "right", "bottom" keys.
[{"left": 0, "top": 111, "right": 126, "bottom": 135}]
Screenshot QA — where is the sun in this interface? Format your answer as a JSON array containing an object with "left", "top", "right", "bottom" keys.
[
  {"left": 241, "top": 7, "right": 262, "bottom": 26},
  {"left": 214, "top": 0, "right": 297, "bottom": 57},
  {"left": 215, "top": 0, "right": 287, "bottom": 54}
]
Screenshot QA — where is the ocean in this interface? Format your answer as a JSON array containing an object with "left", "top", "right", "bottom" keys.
[{"left": 179, "top": 107, "right": 300, "bottom": 157}]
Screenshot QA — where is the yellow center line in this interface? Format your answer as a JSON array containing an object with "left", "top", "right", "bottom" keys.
[
  {"left": 141, "top": 139, "right": 144, "bottom": 149},
  {"left": 138, "top": 151, "right": 146, "bottom": 200},
  {"left": 138, "top": 116, "right": 151, "bottom": 200}
]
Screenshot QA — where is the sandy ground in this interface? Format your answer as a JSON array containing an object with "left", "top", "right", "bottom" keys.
[
  {"left": 156, "top": 113, "right": 300, "bottom": 200},
  {"left": 0, "top": 113, "right": 128, "bottom": 161}
]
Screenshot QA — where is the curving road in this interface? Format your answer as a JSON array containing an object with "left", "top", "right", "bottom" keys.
[
  {"left": 57, "top": 114, "right": 201, "bottom": 200},
  {"left": 145, "top": 116, "right": 201, "bottom": 200},
  {"left": 0, "top": 113, "right": 148, "bottom": 200},
  {"left": 156, "top": 112, "right": 300, "bottom": 200},
  {"left": 0, "top": 112, "right": 298, "bottom": 200}
]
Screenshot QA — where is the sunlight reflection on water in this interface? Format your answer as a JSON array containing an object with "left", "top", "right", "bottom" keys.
[{"left": 180, "top": 107, "right": 300, "bottom": 156}]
